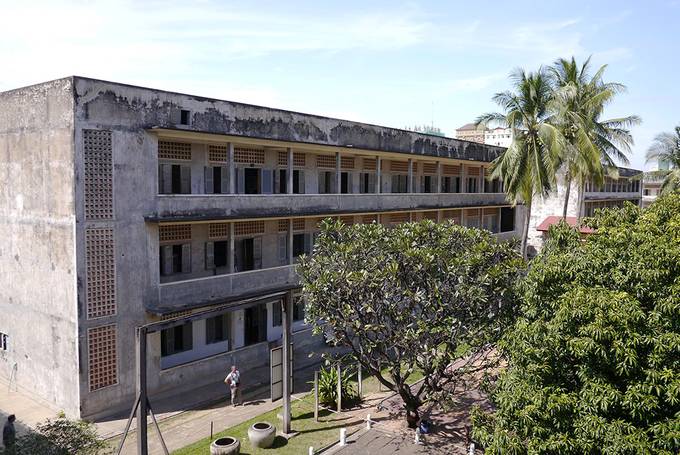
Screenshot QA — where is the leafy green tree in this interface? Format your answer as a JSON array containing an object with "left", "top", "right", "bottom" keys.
[
  {"left": 645, "top": 126, "right": 680, "bottom": 194},
  {"left": 298, "top": 219, "right": 524, "bottom": 427},
  {"left": 0, "top": 413, "right": 107, "bottom": 455},
  {"left": 476, "top": 68, "right": 564, "bottom": 258},
  {"left": 549, "top": 56, "right": 640, "bottom": 219},
  {"left": 472, "top": 195, "right": 680, "bottom": 454}
]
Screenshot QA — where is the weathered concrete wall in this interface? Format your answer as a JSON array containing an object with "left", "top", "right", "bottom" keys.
[{"left": 0, "top": 78, "right": 80, "bottom": 415}]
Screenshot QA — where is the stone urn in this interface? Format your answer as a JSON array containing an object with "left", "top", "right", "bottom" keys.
[
  {"left": 210, "top": 436, "right": 240, "bottom": 455},
  {"left": 248, "top": 422, "right": 276, "bottom": 448}
]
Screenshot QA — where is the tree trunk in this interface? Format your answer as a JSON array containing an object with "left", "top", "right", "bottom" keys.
[
  {"left": 521, "top": 199, "right": 532, "bottom": 260},
  {"left": 576, "top": 182, "right": 585, "bottom": 221},
  {"left": 562, "top": 171, "right": 572, "bottom": 219},
  {"left": 405, "top": 407, "right": 420, "bottom": 429}
]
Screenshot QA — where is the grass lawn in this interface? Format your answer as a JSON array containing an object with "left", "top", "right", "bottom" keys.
[{"left": 173, "top": 394, "right": 360, "bottom": 455}]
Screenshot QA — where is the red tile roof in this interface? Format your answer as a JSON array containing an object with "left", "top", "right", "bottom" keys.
[{"left": 536, "top": 216, "right": 594, "bottom": 234}]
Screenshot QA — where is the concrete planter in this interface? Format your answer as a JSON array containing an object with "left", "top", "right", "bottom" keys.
[
  {"left": 210, "top": 437, "right": 240, "bottom": 455},
  {"left": 248, "top": 422, "right": 276, "bottom": 448}
]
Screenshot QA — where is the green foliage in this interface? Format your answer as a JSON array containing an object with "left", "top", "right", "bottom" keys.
[
  {"left": 0, "top": 413, "right": 108, "bottom": 455},
  {"left": 299, "top": 218, "right": 524, "bottom": 425},
  {"left": 646, "top": 126, "right": 680, "bottom": 194},
  {"left": 472, "top": 194, "right": 680, "bottom": 454},
  {"left": 314, "top": 364, "right": 358, "bottom": 409}
]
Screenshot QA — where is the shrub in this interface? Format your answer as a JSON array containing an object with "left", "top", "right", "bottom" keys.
[{"left": 315, "top": 364, "right": 359, "bottom": 409}]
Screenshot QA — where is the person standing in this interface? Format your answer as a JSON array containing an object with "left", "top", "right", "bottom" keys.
[
  {"left": 224, "top": 365, "right": 241, "bottom": 406},
  {"left": 3, "top": 414, "right": 16, "bottom": 450}
]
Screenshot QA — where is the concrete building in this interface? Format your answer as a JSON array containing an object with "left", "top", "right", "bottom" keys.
[
  {"left": 0, "top": 77, "right": 522, "bottom": 420},
  {"left": 454, "top": 123, "right": 513, "bottom": 148},
  {"left": 528, "top": 168, "right": 643, "bottom": 253}
]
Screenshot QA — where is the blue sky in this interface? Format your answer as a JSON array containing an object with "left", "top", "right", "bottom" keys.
[{"left": 1, "top": 0, "right": 678, "bottom": 169}]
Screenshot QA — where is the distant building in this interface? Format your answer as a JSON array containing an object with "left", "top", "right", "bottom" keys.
[
  {"left": 642, "top": 159, "right": 674, "bottom": 208},
  {"left": 454, "top": 123, "right": 513, "bottom": 147}
]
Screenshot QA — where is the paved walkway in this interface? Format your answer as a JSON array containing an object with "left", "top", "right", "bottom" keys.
[{"left": 0, "top": 376, "right": 58, "bottom": 442}]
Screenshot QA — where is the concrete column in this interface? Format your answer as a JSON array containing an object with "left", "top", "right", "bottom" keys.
[
  {"left": 227, "top": 223, "right": 235, "bottom": 273},
  {"left": 480, "top": 166, "right": 485, "bottom": 193},
  {"left": 336, "top": 152, "right": 341, "bottom": 194},
  {"left": 282, "top": 292, "right": 292, "bottom": 434},
  {"left": 436, "top": 161, "right": 442, "bottom": 193},
  {"left": 287, "top": 219, "right": 293, "bottom": 265},
  {"left": 461, "top": 163, "right": 467, "bottom": 194},
  {"left": 436, "top": 210, "right": 442, "bottom": 223},
  {"left": 136, "top": 327, "right": 148, "bottom": 455},
  {"left": 376, "top": 156, "right": 382, "bottom": 194},
  {"left": 228, "top": 142, "right": 235, "bottom": 194},
  {"left": 287, "top": 148, "right": 294, "bottom": 194},
  {"left": 407, "top": 159, "right": 413, "bottom": 193}
]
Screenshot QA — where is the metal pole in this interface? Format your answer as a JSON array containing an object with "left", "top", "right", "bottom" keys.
[
  {"left": 282, "top": 292, "right": 292, "bottom": 434},
  {"left": 148, "top": 399, "right": 169, "bottom": 455},
  {"left": 136, "top": 326, "right": 148, "bottom": 455},
  {"left": 114, "top": 394, "right": 141, "bottom": 455},
  {"left": 357, "top": 363, "right": 362, "bottom": 399},
  {"left": 337, "top": 363, "right": 342, "bottom": 412},
  {"left": 314, "top": 370, "right": 319, "bottom": 422}
]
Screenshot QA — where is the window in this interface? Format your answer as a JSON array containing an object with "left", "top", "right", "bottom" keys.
[
  {"left": 244, "top": 304, "right": 267, "bottom": 346},
  {"left": 206, "top": 314, "right": 229, "bottom": 344},
  {"left": 466, "top": 177, "right": 478, "bottom": 193},
  {"left": 421, "top": 175, "right": 435, "bottom": 193},
  {"left": 272, "top": 301, "right": 282, "bottom": 327},
  {"left": 276, "top": 170, "right": 305, "bottom": 194},
  {"left": 161, "top": 322, "right": 193, "bottom": 356},
  {"left": 359, "top": 173, "right": 376, "bottom": 193},
  {"left": 340, "top": 172, "right": 352, "bottom": 194},
  {"left": 483, "top": 213, "right": 499, "bottom": 233},
  {"left": 205, "top": 240, "right": 229, "bottom": 270},
  {"left": 0, "top": 332, "right": 7, "bottom": 351},
  {"left": 318, "top": 171, "right": 334, "bottom": 194},
  {"left": 205, "top": 166, "right": 228, "bottom": 194},
  {"left": 244, "top": 168, "right": 261, "bottom": 194},
  {"left": 160, "top": 244, "right": 191, "bottom": 276},
  {"left": 234, "top": 237, "right": 262, "bottom": 272},
  {"left": 391, "top": 175, "right": 408, "bottom": 193},
  {"left": 293, "top": 296, "right": 305, "bottom": 322},
  {"left": 441, "top": 176, "right": 460, "bottom": 193},
  {"left": 159, "top": 164, "right": 191, "bottom": 194},
  {"left": 500, "top": 207, "right": 515, "bottom": 232},
  {"left": 293, "top": 233, "right": 306, "bottom": 258},
  {"left": 180, "top": 109, "right": 191, "bottom": 125}
]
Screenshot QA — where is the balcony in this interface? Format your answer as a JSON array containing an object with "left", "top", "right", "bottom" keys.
[
  {"left": 583, "top": 191, "right": 641, "bottom": 201},
  {"left": 150, "top": 192, "right": 510, "bottom": 222},
  {"left": 156, "top": 265, "right": 297, "bottom": 312}
]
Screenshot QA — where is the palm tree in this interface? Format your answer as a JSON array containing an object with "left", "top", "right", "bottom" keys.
[
  {"left": 476, "top": 68, "right": 564, "bottom": 258},
  {"left": 645, "top": 126, "right": 680, "bottom": 193},
  {"left": 549, "top": 57, "right": 640, "bottom": 218}
]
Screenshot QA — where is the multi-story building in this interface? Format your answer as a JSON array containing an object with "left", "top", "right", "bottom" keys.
[
  {"left": 454, "top": 123, "right": 513, "bottom": 147},
  {"left": 528, "top": 168, "right": 643, "bottom": 252},
  {"left": 0, "top": 77, "right": 522, "bottom": 420}
]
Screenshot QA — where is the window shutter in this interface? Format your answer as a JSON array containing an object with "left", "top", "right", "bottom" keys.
[
  {"left": 161, "top": 245, "right": 173, "bottom": 275},
  {"left": 297, "top": 170, "right": 305, "bottom": 194},
  {"left": 317, "top": 172, "right": 324, "bottom": 194},
  {"left": 220, "top": 166, "right": 229, "bottom": 194},
  {"left": 262, "top": 169, "right": 273, "bottom": 194},
  {"left": 391, "top": 175, "right": 398, "bottom": 193},
  {"left": 331, "top": 172, "right": 337, "bottom": 193},
  {"left": 205, "top": 241, "right": 215, "bottom": 270},
  {"left": 278, "top": 234, "right": 288, "bottom": 266},
  {"left": 160, "top": 164, "right": 173, "bottom": 194},
  {"left": 236, "top": 168, "right": 245, "bottom": 194},
  {"left": 183, "top": 323, "right": 193, "bottom": 350},
  {"left": 347, "top": 172, "right": 353, "bottom": 193},
  {"left": 204, "top": 166, "right": 214, "bottom": 194},
  {"left": 253, "top": 237, "right": 262, "bottom": 269},
  {"left": 420, "top": 176, "right": 425, "bottom": 193},
  {"left": 181, "top": 244, "right": 191, "bottom": 273},
  {"left": 368, "top": 173, "right": 376, "bottom": 192},
  {"left": 359, "top": 173, "right": 366, "bottom": 193},
  {"left": 304, "top": 233, "right": 312, "bottom": 255},
  {"left": 274, "top": 169, "right": 282, "bottom": 194},
  {"left": 233, "top": 239, "right": 241, "bottom": 272},
  {"left": 180, "top": 165, "right": 191, "bottom": 194}
]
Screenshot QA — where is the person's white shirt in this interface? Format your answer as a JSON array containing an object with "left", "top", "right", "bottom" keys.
[{"left": 225, "top": 370, "right": 240, "bottom": 387}]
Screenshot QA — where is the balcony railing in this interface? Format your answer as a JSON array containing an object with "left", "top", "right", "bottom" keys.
[{"left": 151, "top": 192, "right": 510, "bottom": 221}]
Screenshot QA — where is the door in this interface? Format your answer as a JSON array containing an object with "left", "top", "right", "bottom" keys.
[{"left": 244, "top": 304, "right": 267, "bottom": 345}]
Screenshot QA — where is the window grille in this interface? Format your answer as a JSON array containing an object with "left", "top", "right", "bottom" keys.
[
  {"left": 422, "top": 211, "right": 438, "bottom": 220},
  {"left": 160, "top": 224, "right": 192, "bottom": 242},
  {"left": 278, "top": 219, "right": 289, "bottom": 232},
  {"left": 158, "top": 141, "right": 192, "bottom": 160},
  {"left": 84, "top": 129, "right": 113, "bottom": 220},
  {"left": 293, "top": 153, "right": 306, "bottom": 167},
  {"left": 422, "top": 162, "right": 438, "bottom": 174},
  {"left": 234, "top": 220, "right": 265, "bottom": 236},
  {"left": 443, "top": 164, "right": 461, "bottom": 175},
  {"left": 88, "top": 325, "right": 118, "bottom": 391},
  {"left": 443, "top": 209, "right": 462, "bottom": 222},
  {"left": 208, "top": 145, "right": 228, "bottom": 163},
  {"left": 341, "top": 157, "right": 355, "bottom": 170},
  {"left": 277, "top": 151, "right": 288, "bottom": 166},
  {"left": 465, "top": 208, "right": 481, "bottom": 217},
  {"left": 362, "top": 214, "right": 377, "bottom": 224},
  {"left": 390, "top": 161, "right": 408, "bottom": 173},
  {"left": 234, "top": 148, "right": 265, "bottom": 164},
  {"left": 86, "top": 228, "right": 116, "bottom": 319},
  {"left": 339, "top": 216, "right": 354, "bottom": 225},
  {"left": 209, "top": 223, "right": 230, "bottom": 239},
  {"left": 293, "top": 218, "right": 306, "bottom": 231},
  {"left": 362, "top": 158, "right": 377, "bottom": 171},
  {"left": 390, "top": 212, "right": 409, "bottom": 223},
  {"left": 316, "top": 155, "right": 336, "bottom": 169},
  {"left": 467, "top": 166, "right": 481, "bottom": 176}
]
